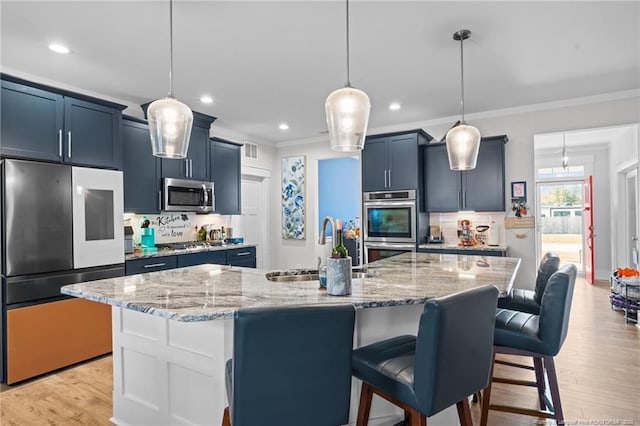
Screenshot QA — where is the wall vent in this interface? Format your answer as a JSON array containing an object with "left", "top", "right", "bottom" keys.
[{"left": 244, "top": 142, "right": 258, "bottom": 159}]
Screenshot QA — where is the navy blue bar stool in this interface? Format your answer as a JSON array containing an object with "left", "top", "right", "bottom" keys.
[
  {"left": 480, "top": 263, "right": 577, "bottom": 426},
  {"left": 222, "top": 304, "right": 355, "bottom": 426},
  {"left": 498, "top": 252, "right": 560, "bottom": 315},
  {"left": 352, "top": 285, "right": 499, "bottom": 426}
]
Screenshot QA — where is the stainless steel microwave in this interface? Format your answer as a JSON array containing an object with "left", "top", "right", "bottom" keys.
[{"left": 163, "top": 178, "right": 214, "bottom": 213}]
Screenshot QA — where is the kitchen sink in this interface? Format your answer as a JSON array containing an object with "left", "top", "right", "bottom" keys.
[{"left": 265, "top": 269, "right": 374, "bottom": 282}]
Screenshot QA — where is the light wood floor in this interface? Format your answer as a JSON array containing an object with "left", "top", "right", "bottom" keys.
[{"left": 1, "top": 278, "right": 638, "bottom": 426}]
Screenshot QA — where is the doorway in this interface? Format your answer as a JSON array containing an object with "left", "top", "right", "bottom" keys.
[
  {"left": 231, "top": 169, "right": 271, "bottom": 269},
  {"left": 536, "top": 181, "right": 584, "bottom": 272},
  {"left": 622, "top": 167, "right": 639, "bottom": 267}
]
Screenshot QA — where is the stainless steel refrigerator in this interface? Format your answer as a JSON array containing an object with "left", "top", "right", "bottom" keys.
[{"left": 1, "top": 159, "right": 124, "bottom": 383}]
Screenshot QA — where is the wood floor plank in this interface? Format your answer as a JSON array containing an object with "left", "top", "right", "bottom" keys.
[{"left": 0, "top": 278, "right": 638, "bottom": 425}]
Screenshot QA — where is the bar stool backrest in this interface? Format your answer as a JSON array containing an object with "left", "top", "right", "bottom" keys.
[
  {"left": 413, "top": 285, "right": 499, "bottom": 416},
  {"left": 534, "top": 252, "right": 561, "bottom": 304},
  {"left": 231, "top": 304, "right": 356, "bottom": 426},
  {"left": 538, "top": 264, "right": 578, "bottom": 356}
]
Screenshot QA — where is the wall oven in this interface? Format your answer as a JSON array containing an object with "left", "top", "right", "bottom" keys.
[
  {"left": 163, "top": 178, "right": 214, "bottom": 213},
  {"left": 363, "top": 190, "right": 417, "bottom": 263},
  {"left": 363, "top": 190, "right": 416, "bottom": 243}
]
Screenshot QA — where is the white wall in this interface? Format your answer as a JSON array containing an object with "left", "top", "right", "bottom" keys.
[{"left": 269, "top": 141, "right": 360, "bottom": 270}]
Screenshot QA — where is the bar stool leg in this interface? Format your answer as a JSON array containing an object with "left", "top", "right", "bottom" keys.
[
  {"left": 533, "top": 357, "right": 547, "bottom": 410},
  {"left": 456, "top": 399, "right": 473, "bottom": 426},
  {"left": 480, "top": 350, "right": 496, "bottom": 426},
  {"left": 544, "top": 356, "right": 564, "bottom": 423},
  {"left": 221, "top": 407, "right": 230, "bottom": 426},
  {"left": 356, "top": 382, "right": 374, "bottom": 426}
]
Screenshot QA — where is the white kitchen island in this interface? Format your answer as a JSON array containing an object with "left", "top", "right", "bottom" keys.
[{"left": 62, "top": 252, "right": 520, "bottom": 426}]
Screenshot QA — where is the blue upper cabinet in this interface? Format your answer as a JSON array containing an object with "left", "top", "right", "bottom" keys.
[
  {"left": 424, "top": 135, "right": 508, "bottom": 212},
  {"left": 1, "top": 76, "right": 125, "bottom": 169},
  {"left": 362, "top": 130, "right": 432, "bottom": 192},
  {"left": 211, "top": 138, "right": 242, "bottom": 215},
  {"left": 160, "top": 125, "right": 211, "bottom": 181},
  {"left": 122, "top": 117, "right": 161, "bottom": 214},
  {"left": 140, "top": 104, "right": 216, "bottom": 182},
  {"left": 63, "top": 97, "right": 122, "bottom": 169}
]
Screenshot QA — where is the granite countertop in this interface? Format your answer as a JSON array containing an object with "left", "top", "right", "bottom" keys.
[
  {"left": 418, "top": 243, "right": 508, "bottom": 252},
  {"left": 62, "top": 252, "right": 520, "bottom": 322},
  {"left": 125, "top": 243, "right": 257, "bottom": 260}
]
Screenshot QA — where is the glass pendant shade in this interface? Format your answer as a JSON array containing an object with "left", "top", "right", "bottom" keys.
[
  {"left": 445, "top": 123, "right": 481, "bottom": 170},
  {"left": 325, "top": 86, "right": 371, "bottom": 151},
  {"left": 147, "top": 97, "right": 193, "bottom": 159}
]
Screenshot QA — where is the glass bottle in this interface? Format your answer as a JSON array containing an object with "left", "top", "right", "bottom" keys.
[{"left": 331, "top": 229, "right": 348, "bottom": 258}]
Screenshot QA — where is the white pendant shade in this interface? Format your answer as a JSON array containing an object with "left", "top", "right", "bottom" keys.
[
  {"left": 147, "top": 97, "right": 193, "bottom": 159},
  {"left": 325, "top": 86, "right": 371, "bottom": 152},
  {"left": 445, "top": 123, "right": 481, "bottom": 170}
]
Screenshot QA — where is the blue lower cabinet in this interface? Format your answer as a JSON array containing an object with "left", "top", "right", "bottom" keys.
[
  {"left": 227, "top": 247, "right": 257, "bottom": 268},
  {"left": 126, "top": 247, "right": 257, "bottom": 275},
  {"left": 126, "top": 256, "right": 177, "bottom": 275},
  {"left": 177, "top": 251, "right": 226, "bottom": 268}
]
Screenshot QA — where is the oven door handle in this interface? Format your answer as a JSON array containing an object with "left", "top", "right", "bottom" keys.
[
  {"left": 363, "top": 201, "right": 416, "bottom": 207},
  {"left": 365, "top": 243, "right": 416, "bottom": 250}
]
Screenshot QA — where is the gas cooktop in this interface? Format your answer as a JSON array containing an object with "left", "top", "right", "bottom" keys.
[{"left": 156, "top": 241, "right": 225, "bottom": 251}]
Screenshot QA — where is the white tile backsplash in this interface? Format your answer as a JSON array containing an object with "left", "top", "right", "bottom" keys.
[
  {"left": 429, "top": 212, "right": 505, "bottom": 246},
  {"left": 124, "top": 213, "right": 230, "bottom": 244}
]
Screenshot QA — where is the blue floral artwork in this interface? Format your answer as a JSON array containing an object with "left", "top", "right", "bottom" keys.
[{"left": 282, "top": 156, "right": 306, "bottom": 239}]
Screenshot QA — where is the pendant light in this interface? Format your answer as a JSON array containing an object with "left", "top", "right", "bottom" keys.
[
  {"left": 445, "top": 29, "right": 481, "bottom": 170},
  {"left": 561, "top": 134, "right": 569, "bottom": 169},
  {"left": 147, "top": 0, "right": 193, "bottom": 159},
  {"left": 325, "top": 0, "right": 371, "bottom": 152}
]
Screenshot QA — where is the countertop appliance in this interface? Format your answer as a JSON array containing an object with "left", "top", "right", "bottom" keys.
[
  {"left": 428, "top": 225, "right": 444, "bottom": 244},
  {"left": 1, "top": 159, "right": 124, "bottom": 384},
  {"left": 363, "top": 190, "right": 417, "bottom": 262},
  {"left": 163, "top": 177, "right": 214, "bottom": 213}
]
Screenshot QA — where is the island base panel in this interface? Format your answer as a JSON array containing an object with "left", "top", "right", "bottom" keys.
[{"left": 110, "top": 304, "right": 461, "bottom": 426}]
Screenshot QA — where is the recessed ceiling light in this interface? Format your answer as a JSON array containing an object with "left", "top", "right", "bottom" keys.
[
  {"left": 200, "top": 95, "right": 213, "bottom": 104},
  {"left": 279, "top": 123, "right": 289, "bottom": 130},
  {"left": 48, "top": 43, "right": 70, "bottom": 54},
  {"left": 389, "top": 102, "right": 401, "bottom": 111}
]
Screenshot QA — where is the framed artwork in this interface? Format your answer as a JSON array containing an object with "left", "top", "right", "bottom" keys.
[
  {"left": 511, "top": 181, "right": 527, "bottom": 202},
  {"left": 281, "top": 156, "right": 306, "bottom": 239}
]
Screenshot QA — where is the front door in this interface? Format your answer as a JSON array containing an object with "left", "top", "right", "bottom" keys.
[{"left": 583, "top": 175, "right": 595, "bottom": 284}]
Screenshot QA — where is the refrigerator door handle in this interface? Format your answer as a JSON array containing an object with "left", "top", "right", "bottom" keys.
[{"left": 58, "top": 129, "right": 63, "bottom": 158}]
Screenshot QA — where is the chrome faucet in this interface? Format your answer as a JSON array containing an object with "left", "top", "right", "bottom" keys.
[{"left": 318, "top": 216, "right": 337, "bottom": 248}]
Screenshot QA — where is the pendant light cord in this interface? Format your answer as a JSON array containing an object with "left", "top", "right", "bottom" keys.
[
  {"left": 460, "top": 35, "right": 465, "bottom": 123},
  {"left": 345, "top": 0, "right": 351, "bottom": 87},
  {"left": 168, "top": 0, "right": 174, "bottom": 98}
]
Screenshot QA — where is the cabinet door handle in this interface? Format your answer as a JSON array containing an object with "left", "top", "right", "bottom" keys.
[
  {"left": 158, "top": 190, "right": 162, "bottom": 212},
  {"left": 384, "top": 170, "right": 387, "bottom": 188},
  {"left": 388, "top": 169, "right": 391, "bottom": 188},
  {"left": 67, "top": 131, "right": 72, "bottom": 158},
  {"left": 185, "top": 159, "right": 189, "bottom": 177},
  {"left": 190, "top": 159, "right": 193, "bottom": 178},
  {"left": 458, "top": 191, "right": 461, "bottom": 210},
  {"left": 144, "top": 262, "right": 166, "bottom": 268},
  {"left": 236, "top": 252, "right": 251, "bottom": 256},
  {"left": 58, "top": 129, "right": 63, "bottom": 158}
]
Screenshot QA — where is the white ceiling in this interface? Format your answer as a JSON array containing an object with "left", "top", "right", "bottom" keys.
[{"left": 1, "top": 1, "right": 639, "bottom": 145}]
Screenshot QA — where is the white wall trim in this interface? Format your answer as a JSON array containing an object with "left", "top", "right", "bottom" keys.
[
  {"left": 241, "top": 165, "right": 271, "bottom": 179},
  {"left": 616, "top": 159, "right": 639, "bottom": 174}
]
